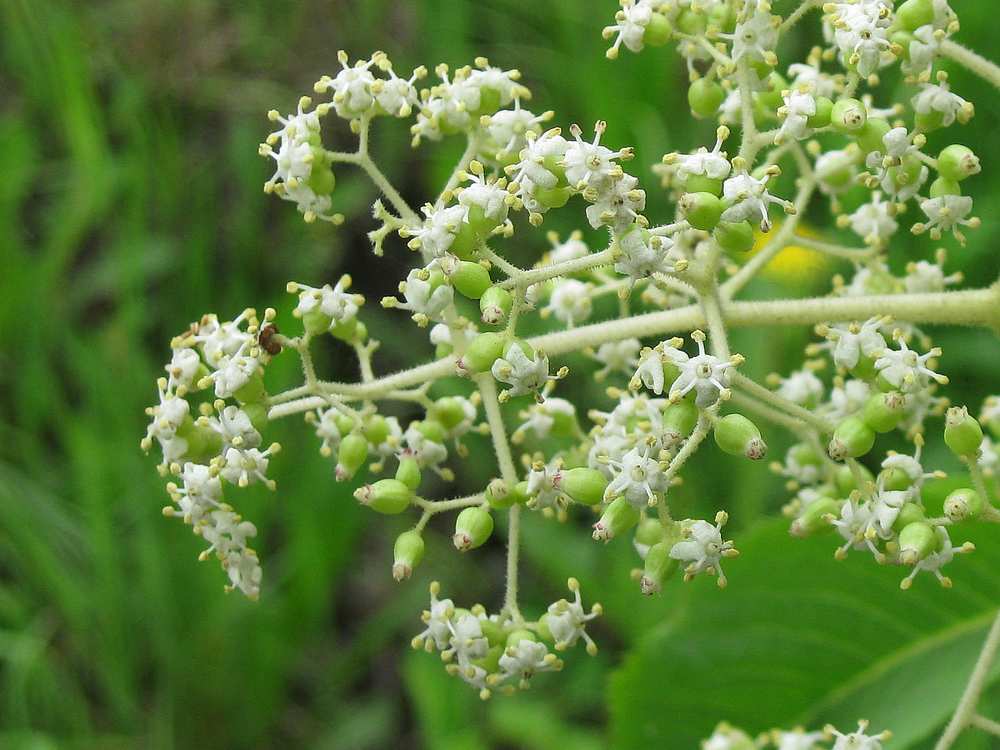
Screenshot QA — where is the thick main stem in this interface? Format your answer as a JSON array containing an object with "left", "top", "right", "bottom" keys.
[
  {"left": 935, "top": 609, "right": 1000, "bottom": 750},
  {"left": 940, "top": 39, "right": 1000, "bottom": 89}
]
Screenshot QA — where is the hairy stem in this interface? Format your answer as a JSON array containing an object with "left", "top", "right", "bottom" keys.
[
  {"left": 940, "top": 39, "right": 1000, "bottom": 89},
  {"left": 935, "top": 609, "right": 1000, "bottom": 750}
]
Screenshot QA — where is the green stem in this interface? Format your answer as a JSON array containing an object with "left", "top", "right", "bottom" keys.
[
  {"left": 935, "top": 609, "right": 1000, "bottom": 750},
  {"left": 730, "top": 371, "right": 834, "bottom": 434},
  {"left": 940, "top": 39, "right": 1000, "bottom": 89}
]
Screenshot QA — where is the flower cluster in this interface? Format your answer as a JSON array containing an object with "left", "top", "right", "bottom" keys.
[
  {"left": 144, "top": 0, "right": 1000, "bottom": 705},
  {"left": 702, "top": 719, "right": 891, "bottom": 750}
]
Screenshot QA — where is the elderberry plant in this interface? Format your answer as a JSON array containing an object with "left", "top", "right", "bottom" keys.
[{"left": 143, "top": 0, "right": 1000, "bottom": 733}]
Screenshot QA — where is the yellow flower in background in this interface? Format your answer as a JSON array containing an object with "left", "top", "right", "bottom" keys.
[{"left": 749, "top": 220, "right": 830, "bottom": 284}]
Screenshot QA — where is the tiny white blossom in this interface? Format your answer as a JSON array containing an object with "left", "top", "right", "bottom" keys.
[{"left": 670, "top": 513, "right": 737, "bottom": 586}]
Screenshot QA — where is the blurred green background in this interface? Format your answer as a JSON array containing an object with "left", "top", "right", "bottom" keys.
[{"left": 2, "top": 0, "right": 999, "bottom": 748}]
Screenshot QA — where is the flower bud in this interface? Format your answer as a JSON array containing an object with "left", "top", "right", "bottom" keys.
[
  {"left": 640, "top": 541, "right": 679, "bottom": 595},
  {"left": 714, "top": 220, "right": 755, "bottom": 255},
  {"left": 898, "top": 521, "right": 938, "bottom": 566},
  {"left": 895, "top": 0, "right": 934, "bottom": 31},
  {"left": 479, "top": 286, "right": 513, "bottom": 326},
  {"left": 937, "top": 145, "right": 981, "bottom": 182},
  {"left": 860, "top": 391, "right": 906, "bottom": 433},
  {"left": 395, "top": 455, "right": 422, "bottom": 490},
  {"left": 393, "top": 530, "right": 425, "bottom": 581},
  {"left": 354, "top": 478, "right": 412, "bottom": 514},
  {"left": 828, "top": 416, "right": 876, "bottom": 460},
  {"left": 555, "top": 467, "right": 608, "bottom": 506},
  {"left": 944, "top": 488, "right": 985, "bottom": 523},
  {"left": 592, "top": 496, "right": 640, "bottom": 542},
  {"left": 454, "top": 506, "right": 494, "bottom": 551},
  {"left": 789, "top": 497, "right": 841, "bottom": 538},
  {"left": 680, "top": 191, "right": 724, "bottom": 231},
  {"left": 336, "top": 433, "right": 369, "bottom": 481},
  {"left": 363, "top": 414, "right": 391, "bottom": 446},
  {"left": 714, "top": 414, "right": 767, "bottom": 460},
  {"left": 446, "top": 260, "right": 493, "bottom": 300},
  {"left": 634, "top": 517, "right": 665, "bottom": 550},
  {"left": 687, "top": 78, "right": 724, "bottom": 119},
  {"left": 458, "top": 332, "right": 506, "bottom": 374},
  {"left": 485, "top": 477, "right": 529, "bottom": 509},
  {"left": 831, "top": 98, "right": 867, "bottom": 133},
  {"left": 944, "top": 406, "right": 983, "bottom": 458}
]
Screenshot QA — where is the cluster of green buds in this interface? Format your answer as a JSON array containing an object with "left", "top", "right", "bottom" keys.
[{"left": 144, "top": 0, "right": 1000, "bottom": 700}]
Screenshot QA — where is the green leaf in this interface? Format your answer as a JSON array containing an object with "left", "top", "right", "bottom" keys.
[
  {"left": 609, "top": 514, "right": 1000, "bottom": 749},
  {"left": 402, "top": 649, "right": 489, "bottom": 750}
]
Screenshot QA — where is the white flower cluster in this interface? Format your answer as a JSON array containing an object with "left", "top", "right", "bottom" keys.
[
  {"left": 411, "top": 580, "right": 599, "bottom": 699},
  {"left": 702, "top": 719, "right": 891, "bottom": 750}
]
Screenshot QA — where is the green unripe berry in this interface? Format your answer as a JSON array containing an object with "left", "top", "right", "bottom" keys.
[
  {"left": 831, "top": 98, "right": 867, "bottom": 133},
  {"left": 459, "top": 332, "right": 506, "bottom": 374},
  {"left": 413, "top": 419, "right": 447, "bottom": 445},
  {"left": 714, "top": 220, "right": 755, "bottom": 255},
  {"left": 714, "top": 414, "right": 767, "bottom": 460},
  {"left": 857, "top": 117, "right": 891, "bottom": 154},
  {"left": 835, "top": 462, "right": 873, "bottom": 496},
  {"left": 944, "top": 406, "right": 984, "bottom": 458},
  {"left": 334, "top": 413, "right": 356, "bottom": 436},
  {"left": 395, "top": 455, "right": 422, "bottom": 490},
  {"left": 789, "top": 497, "right": 841, "bottom": 538},
  {"left": 893, "top": 502, "right": 927, "bottom": 532},
  {"left": 644, "top": 12, "right": 673, "bottom": 46},
  {"left": 556, "top": 467, "right": 608, "bottom": 506},
  {"left": 915, "top": 108, "right": 946, "bottom": 133},
  {"left": 662, "top": 398, "right": 699, "bottom": 441},
  {"left": 683, "top": 174, "right": 724, "bottom": 196},
  {"left": 363, "top": 414, "right": 391, "bottom": 446},
  {"left": 177, "top": 418, "right": 223, "bottom": 464},
  {"left": 880, "top": 466, "right": 912, "bottom": 492},
  {"left": 336, "top": 433, "right": 369, "bottom": 481},
  {"left": 687, "top": 78, "right": 725, "bottom": 119},
  {"left": 479, "top": 285, "right": 513, "bottom": 326},
  {"left": 758, "top": 73, "right": 788, "bottom": 111},
  {"left": 302, "top": 309, "right": 333, "bottom": 335},
  {"left": 234, "top": 373, "right": 267, "bottom": 405},
  {"left": 944, "top": 488, "right": 985, "bottom": 523},
  {"left": 330, "top": 316, "right": 366, "bottom": 344},
  {"left": 680, "top": 191, "right": 724, "bottom": 231},
  {"left": 640, "top": 540, "right": 680, "bottom": 595},
  {"left": 355, "top": 478, "right": 412, "bottom": 514},
  {"left": 828, "top": 416, "right": 876, "bottom": 460},
  {"left": 634, "top": 517, "right": 665, "bottom": 548},
  {"left": 428, "top": 397, "right": 468, "bottom": 431},
  {"left": 937, "top": 145, "right": 981, "bottom": 181},
  {"left": 898, "top": 521, "right": 938, "bottom": 566},
  {"left": 242, "top": 401, "right": 270, "bottom": 434},
  {"left": 448, "top": 260, "right": 493, "bottom": 299},
  {"left": 895, "top": 0, "right": 934, "bottom": 31},
  {"left": 506, "top": 629, "right": 537, "bottom": 649},
  {"left": 592, "top": 496, "right": 640, "bottom": 542},
  {"left": 485, "top": 477, "right": 529, "bottom": 509},
  {"left": 861, "top": 391, "right": 907, "bottom": 433},
  {"left": 929, "top": 176, "right": 961, "bottom": 199},
  {"left": 392, "top": 530, "right": 425, "bottom": 581},
  {"left": 807, "top": 96, "right": 834, "bottom": 129},
  {"left": 533, "top": 185, "right": 573, "bottom": 209},
  {"left": 454, "top": 506, "right": 494, "bottom": 551},
  {"left": 676, "top": 8, "right": 706, "bottom": 35}
]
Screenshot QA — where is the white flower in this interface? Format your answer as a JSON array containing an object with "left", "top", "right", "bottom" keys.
[
  {"left": 408, "top": 204, "right": 468, "bottom": 259},
  {"left": 915, "top": 194, "right": 977, "bottom": 242},
  {"left": 900, "top": 525, "right": 972, "bottom": 590},
  {"left": 414, "top": 583, "right": 455, "bottom": 651},
  {"left": 702, "top": 723, "right": 756, "bottom": 750},
  {"left": 614, "top": 226, "right": 678, "bottom": 282},
  {"left": 902, "top": 24, "right": 940, "bottom": 78},
  {"left": 207, "top": 341, "right": 261, "bottom": 399},
  {"left": 169, "top": 462, "right": 223, "bottom": 523},
  {"left": 513, "top": 398, "right": 576, "bottom": 442},
  {"left": 498, "top": 638, "right": 558, "bottom": 684},
  {"left": 510, "top": 128, "right": 570, "bottom": 191},
  {"left": 904, "top": 259, "right": 962, "bottom": 293},
  {"left": 875, "top": 339, "right": 947, "bottom": 392},
  {"left": 585, "top": 173, "right": 645, "bottom": 231},
  {"left": 544, "top": 579, "right": 600, "bottom": 653},
  {"left": 593, "top": 338, "right": 641, "bottom": 380},
  {"left": 544, "top": 279, "right": 593, "bottom": 326},
  {"left": 291, "top": 278, "right": 360, "bottom": 323},
  {"left": 564, "top": 121, "right": 632, "bottom": 193},
  {"left": 603, "top": 0, "right": 658, "bottom": 58},
  {"left": 776, "top": 369, "right": 824, "bottom": 408},
  {"left": 144, "top": 383, "right": 190, "bottom": 446},
  {"left": 526, "top": 460, "right": 564, "bottom": 511},
  {"left": 315, "top": 52, "right": 377, "bottom": 119},
  {"left": 674, "top": 132, "right": 731, "bottom": 183},
  {"left": 667, "top": 332, "right": 736, "bottom": 408},
  {"left": 165, "top": 348, "right": 202, "bottom": 390},
  {"left": 774, "top": 729, "right": 827, "bottom": 750},
  {"left": 314, "top": 408, "right": 343, "bottom": 455},
  {"left": 546, "top": 231, "right": 590, "bottom": 264},
  {"left": 670, "top": 513, "right": 737, "bottom": 586},
  {"left": 482, "top": 104, "right": 550, "bottom": 162},
  {"left": 912, "top": 80, "right": 971, "bottom": 127},
  {"left": 788, "top": 61, "right": 837, "bottom": 98},
  {"left": 829, "top": 1, "right": 893, "bottom": 77},
  {"left": 606, "top": 444, "right": 669, "bottom": 508},
  {"left": 194, "top": 311, "right": 255, "bottom": 367},
  {"left": 721, "top": 169, "right": 789, "bottom": 231},
  {"left": 778, "top": 89, "right": 817, "bottom": 142},
  {"left": 848, "top": 192, "right": 897, "bottom": 244},
  {"left": 828, "top": 720, "right": 890, "bottom": 750},
  {"left": 492, "top": 343, "right": 551, "bottom": 398},
  {"left": 220, "top": 445, "right": 277, "bottom": 489},
  {"left": 870, "top": 488, "right": 909, "bottom": 537},
  {"left": 446, "top": 612, "right": 489, "bottom": 662},
  {"left": 396, "top": 266, "right": 454, "bottom": 323},
  {"left": 831, "top": 497, "right": 879, "bottom": 559},
  {"left": 633, "top": 342, "right": 676, "bottom": 396},
  {"left": 222, "top": 548, "right": 262, "bottom": 599},
  {"left": 825, "top": 317, "right": 887, "bottom": 371},
  {"left": 215, "top": 405, "right": 262, "bottom": 449},
  {"left": 726, "top": 9, "right": 779, "bottom": 62},
  {"left": 458, "top": 171, "right": 511, "bottom": 226},
  {"left": 403, "top": 424, "right": 449, "bottom": 468},
  {"left": 827, "top": 378, "right": 871, "bottom": 420}
]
